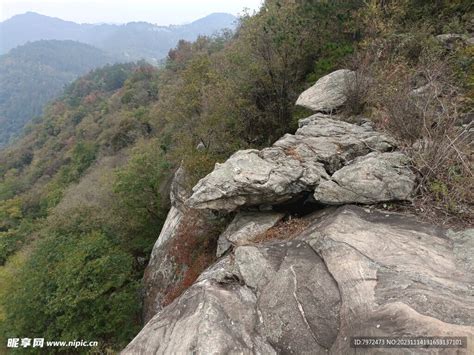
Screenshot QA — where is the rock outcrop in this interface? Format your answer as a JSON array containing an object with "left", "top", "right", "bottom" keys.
[
  {"left": 187, "top": 114, "right": 413, "bottom": 211},
  {"left": 142, "top": 166, "right": 189, "bottom": 320},
  {"left": 313, "top": 152, "right": 415, "bottom": 204},
  {"left": 124, "top": 206, "right": 474, "bottom": 354},
  {"left": 129, "top": 74, "right": 472, "bottom": 354},
  {"left": 296, "top": 69, "right": 355, "bottom": 112}
]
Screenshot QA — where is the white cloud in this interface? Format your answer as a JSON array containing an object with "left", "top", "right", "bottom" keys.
[{"left": 0, "top": 0, "right": 263, "bottom": 24}]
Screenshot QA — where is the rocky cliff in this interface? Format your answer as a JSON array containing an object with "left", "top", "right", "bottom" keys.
[{"left": 123, "top": 70, "right": 474, "bottom": 354}]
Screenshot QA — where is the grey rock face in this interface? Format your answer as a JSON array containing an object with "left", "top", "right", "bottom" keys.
[
  {"left": 142, "top": 167, "right": 189, "bottom": 320},
  {"left": 256, "top": 242, "right": 341, "bottom": 353},
  {"left": 313, "top": 152, "right": 416, "bottom": 204},
  {"left": 123, "top": 206, "right": 474, "bottom": 354},
  {"left": 187, "top": 114, "right": 398, "bottom": 212},
  {"left": 216, "top": 211, "right": 284, "bottom": 256},
  {"left": 149, "top": 206, "right": 183, "bottom": 252},
  {"left": 449, "top": 228, "right": 474, "bottom": 275},
  {"left": 127, "top": 279, "right": 276, "bottom": 355},
  {"left": 169, "top": 164, "right": 189, "bottom": 208},
  {"left": 296, "top": 69, "right": 355, "bottom": 112}
]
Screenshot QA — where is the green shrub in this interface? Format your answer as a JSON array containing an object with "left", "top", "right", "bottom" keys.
[
  {"left": 113, "top": 139, "right": 171, "bottom": 257},
  {"left": 0, "top": 220, "right": 34, "bottom": 266},
  {"left": 1, "top": 229, "right": 141, "bottom": 352},
  {"left": 307, "top": 41, "right": 355, "bottom": 83}
]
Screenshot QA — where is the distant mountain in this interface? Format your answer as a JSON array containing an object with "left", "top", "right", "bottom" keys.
[
  {"left": 0, "top": 12, "right": 237, "bottom": 62},
  {"left": 0, "top": 40, "right": 114, "bottom": 146},
  {"left": 0, "top": 12, "right": 236, "bottom": 147}
]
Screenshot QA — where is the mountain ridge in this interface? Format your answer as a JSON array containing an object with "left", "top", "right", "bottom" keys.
[{"left": 0, "top": 12, "right": 238, "bottom": 60}]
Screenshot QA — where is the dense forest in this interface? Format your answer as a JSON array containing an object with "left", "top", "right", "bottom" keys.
[
  {"left": 0, "top": 40, "right": 115, "bottom": 147},
  {"left": 0, "top": 0, "right": 472, "bottom": 352}
]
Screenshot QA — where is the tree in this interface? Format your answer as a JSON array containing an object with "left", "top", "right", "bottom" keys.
[{"left": 113, "top": 139, "right": 171, "bottom": 257}]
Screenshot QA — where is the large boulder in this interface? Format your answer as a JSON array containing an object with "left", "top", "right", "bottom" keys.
[
  {"left": 313, "top": 152, "right": 416, "bottom": 204},
  {"left": 296, "top": 69, "right": 356, "bottom": 112},
  {"left": 123, "top": 206, "right": 474, "bottom": 354},
  {"left": 216, "top": 211, "right": 285, "bottom": 256},
  {"left": 126, "top": 260, "right": 277, "bottom": 354},
  {"left": 187, "top": 114, "right": 398, "bottom": 212}
]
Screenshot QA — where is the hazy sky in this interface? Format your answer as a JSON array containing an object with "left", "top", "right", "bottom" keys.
[{"left": 0, "top": 0, "right": 263, "bottom": 24}]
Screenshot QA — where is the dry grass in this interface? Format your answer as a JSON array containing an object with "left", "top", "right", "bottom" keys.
[
  {"left": 161, "top": 254, "right": 211, "bottom": 307},
  {"left": 284, "top": 146, "right": 304, "bottom": 162},
  {"left": 344, "top": 42, "right": 473, "bottom": 224},
  {"left": 252, "top": 217, "right": 310, "bottom": 244},
  {"left": 371, "top": 61, "right": 472, "bottom": 220},
  {"left": 343, "top": 69, "right": 371, "bottom": 116},
  {"left": 161, "top": 210, "right": 222, "bottom": 307},
  {"left": 373, "top": 201, "right": 473, "bottom": 230}
]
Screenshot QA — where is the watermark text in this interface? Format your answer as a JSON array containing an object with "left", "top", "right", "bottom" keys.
[{"left": 7, "top": 338, "right": 98, "bottom": 349}]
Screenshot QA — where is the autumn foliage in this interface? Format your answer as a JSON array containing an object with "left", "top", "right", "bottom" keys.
[{"left": 161, "top": 211, "right": 222, "bottom": 307}]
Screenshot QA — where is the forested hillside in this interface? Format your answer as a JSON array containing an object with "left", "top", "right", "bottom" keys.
[
  {"left": 0, "top": 12, "right": 237, "bottom": 147},
  {"left": 0, "top": 0, "right": 472, "bottom": 352},
  {"left": 0, "top": 40, "right": 115, "bottom": 147}
]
